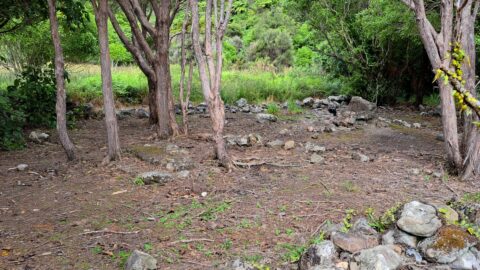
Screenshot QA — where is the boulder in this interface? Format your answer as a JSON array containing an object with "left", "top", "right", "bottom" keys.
[
  {"left": 352, "top": 153, "right": 370, "bottom": 162},
  {"left": 284, "top": 140, "right": 295, "bottom": 150},
  {"left": 137, "top": 171, "right": 173, "bottom": 185},
  {"left": 236, "top": 98, "right": 248, "bottom": 108},
  {"left": 135, "top": 108, "right": 150, "bottom": 119},
  {"left": 256, "top": 113, "right": 277, "bottom": 123},
  {"left": 29, "top": 131, "right": 49, "bottom": 143},
  {"left": 450, "top": 249, "right": 480, "bottom": 270},
  {"left": 397, "top": 201, "right": 442, "bottom": 237},
  {"left": 266, "top": 139, "right": 284, "bottom": 148},
  {"left": 298, "top": 241, "right": 337, "bottom": 270},
  {"left": 125, "top": 250, "right": 157, "bottom": 270},
  {"left": 305, "top": 142, "right": 326, "bottom": 153},
  {"left": 302, "top": 97, "right": 315, "bottom": 107},
  {"left": 347, "top": 96, "right": 376, "bottom": 112},
  {"left": 331, "top": 231, "right": 379, "bottom": 253},
  {"left": 394, "top": 229, "right": 418, "bottom": 248},
  {"left": 418, "top": 225, "right": 478, "bottom": 263},
  {"left": 310, "top": 154, "right": 325, "bottom": 164},
  {"left": 354, "top": 245, "right": 403, "bottom": 270},
  {"left": 351, "top": 218, "right": 378, "bottom": 236}
]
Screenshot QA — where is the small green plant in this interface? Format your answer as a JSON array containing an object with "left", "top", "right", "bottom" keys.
[
  {"left": 239, "top": 219, "right": 252, "bottom": 229},
  {"left": 341, "top": 209, "right": 356, "bottom": 232},
  {"left": 279, "top": 205, "right": 287, "bottom": 212},
  {"left": 462, "top": 192, "right": 480, "bottom": 203},
  {"left": 115, "top": 250, "right": 131, "bottom": 268},
  {"left": 133, "top": 177, "right": 145, "bottom": 186},
  {"left": 285, "top": 228, "right": 295, "bottom": 236},
  {"left": 280, "top": 243, "right": 305, "bottom": 263},
  {"left": 200, "top": 201, "right": 232, "bottom": 221},
  {"left": 423, "top": 93, "right": 441, "bottom": 107},
  {"left": 143, "top": 242, "right": 153, "bottom": 252},
  {"left": 342, "top": 180, "right": 358, "bottom": 192},
  {"left": 91, "top": 246, "right": 102, "bottom": 254},
  {"left": 274, "top": 228, "right": 281, "bottom": 236},
  {"left": 365, "top": 203, "right": 401, "bottom": 232},
  {"left": 266, "top": 102, "right": 280, "bottom": 115},
  {"left": 221, "top": 238, "right": 233, "bottom": 250},
  {"left": 287, "top": 100, "right": 303, "bottom": 114}
]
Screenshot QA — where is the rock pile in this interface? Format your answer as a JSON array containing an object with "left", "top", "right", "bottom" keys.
[{"left": 294, "top": 200, "right": 480, "bottom": 270}]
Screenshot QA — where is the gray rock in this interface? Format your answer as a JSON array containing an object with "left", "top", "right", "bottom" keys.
[
  {"left": 256, "top": 113, "right": 277, "bottom": 123},
  {"left": 450, "top": 250, "right": 480, "bottom": 270},
  {"left": 135, "top": 108, "right": 150, "bottom": 119},
  {"left": 165, "top": 158, "right": 194, "bottom": 172},
  {"left": 382, "top": 230, "right": 395, "bottom": 245},
  {"left": 29, "top": 131, "right": 49, "bottom": 143},
  {"left": 15, "top": 164, "right": 29, "bottom": 171},
  {"left": 284, "top": 140, "right": 295, "bottom": 150},
  {"left": 418, "top": 226, "right": 478, "bottom": 263},
  {"left": 394, "top": 229, "right": 418, "bottom": 248},
  {"left": 266, "top": 139, "right": 284, "bottom": 148},
  {"left": 328, "top": 95, "right": 348, "bottom": 103},
  {"left": 355, "top": 245, "right": 403, "bottom": 270},
  {"left": 352, "top": 152, "right": 370, "bottom": 162},
  {"left": 319, "top": 222, "right": 343, "bottom": 239},
  {"left": 176, "top": 170, "right": 190, "bottom": 179},
  {"left": 298, "top": 241, "right": 337, "bottom": 270},
  {"left": 437, "top": 133, "right": 445, "bottom": 142},
  {"left": 236, "top": 98, "right": 248, "bottom": 108},
  {"left": 302, "top": 97, "right": 315, "bottom": 107},
  {"left": 310, "top": 154, "right": 325, "bottom": 164},
  {"left": 125, "top": 250, "right": 157, "bottom": 270},
  {"left": 352, "top": 218, "right": 378, "bottom": 235},
  {"left": 250, "top": 106, "right": 263, "bottom": 113},
  {"left": 237, "top": 136, "right": 250, "bottom": 147},
  {"left": 348, "top": 96, "right": 376, "bottom": 112},
  {"left": 306, "top": 142, "right": 326, "bottom": 153},
  {"left": 331, "top": 231, "right": 379, "bottom": 253},
  {"left": 231, "top": 259, "right": 255, "bottom": 270},
  {"left": 397, "top": 201, "right": 442, "bottom": 237},
  {"left": 137, "top": 171, "right": 173, "bottom": 185},
  {"left": 406, "top": 248, "right": 423, "bottom": 263},
  {"left": 413, "top": 123, "right": 422, "bottom": 128}
]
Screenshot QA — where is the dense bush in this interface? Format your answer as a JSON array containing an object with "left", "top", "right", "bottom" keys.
[{"left": 0, "top": 91, "right": 26, "bottom": 150}]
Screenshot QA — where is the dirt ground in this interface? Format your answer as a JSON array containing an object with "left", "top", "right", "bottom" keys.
[{"left": 1, "top": 107, "right": 479, "bottom": 270}]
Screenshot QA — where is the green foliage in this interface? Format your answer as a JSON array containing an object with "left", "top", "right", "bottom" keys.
[
  {"left": 133, "top": 177, "right": 144, "bottom": 186},
  {"left": 0, "top": 90, "right": 26, "bottom": 150},
  {"left": 424, "top": 93, "right": 441, "bottom": 107},
  {"left": 462, "top": 192, "right": 480, "bottom": 203},
  {"left": 365, "top": 204, "right": 401, "bottom": 232},
  {"left": 341, "top": 209, "right": 356, "bottom": 232},
  {"left": 266, "top": 103, "right": 280, "bottom": 115},
  {"left": 7, "top": 65, "right": 57, "bottom": 128},
  {"left": 286, "top": 100, "right": 303, "bottom": 114}
]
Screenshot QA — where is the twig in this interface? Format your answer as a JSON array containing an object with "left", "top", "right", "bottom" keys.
[
  {"left": 233, "top": 160, "right": 301, "bottom": 168},
  {"left": 166, "top": 238, "right": 214, "bottom": 246},
  {"left": 182, "top": 260, "right": 213, "bottom": 267},
  {"left": 80, "top": 229, "right": 140, "bottom": 236}
]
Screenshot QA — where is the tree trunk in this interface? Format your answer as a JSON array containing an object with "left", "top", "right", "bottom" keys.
[
  {"left": 147, "top": 77, "right": 158, "bottom": 125},
  {"left": 47, "top": 0, "right": 76, "bottom": 161},
  {"left": 93, "top": 0, "right": 121, "bottom": 162}
]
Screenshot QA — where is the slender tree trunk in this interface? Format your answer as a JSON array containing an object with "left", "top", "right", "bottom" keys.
[
  {"left": 92, "top": 0, "right": 121, "bottom": 162},
  {"left": 47, "top": 0, "right": 75, "bottom": 161},
  {"left": 147, "top": 77, "right": 158, "bottom": 125}
]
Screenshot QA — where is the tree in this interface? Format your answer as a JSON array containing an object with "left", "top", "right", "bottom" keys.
[
  {"left": 0, "top": 0, "right": 48, "bottom": 34},
  {"left": 190, "top": 0, "right": 233, "bottom": 168},
  {"left": 47, "top": 0, "right": 76, "bottom": 160},
  {"left": 91, "top": 0, "right": 121, "bottom": 163},
  {"left": 108, "top": 0, "right": 183, "bottom": 138},
  {"left": 178, "top": 2, "right": 193, "bottom": 135},
  {"left": 401, "top": 0, "right": 480, "bottom": 180}
]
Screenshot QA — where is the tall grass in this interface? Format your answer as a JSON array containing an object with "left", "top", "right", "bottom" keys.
[{"left": 2, "top": 64, "right": 343, "bottom": 105}]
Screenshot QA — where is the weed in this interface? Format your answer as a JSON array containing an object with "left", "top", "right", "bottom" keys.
[
  {"left": 91, "top": 246, "right": 102, "bottom": 254},
  {"left": 115, "top": 250, "right": 131, "bottom": 268},
  {"left": 342, "top": 180, "right": 358, "bottom": 192},
  {"left": 286, "top": 100, "right": 303, "bottom": 114},
  {"left": 221, "top": 238, "right": 233, "bottom": 250},
  {"left": 341, "top": 209, "right": 356, "bottom": 232},
  {"left": 239, "top": 219, "right": 252, "bottom": 229},
  {"left": 200, "top": 201, "right": 232, "bottom": 221},
  {"left": 133, "top": 177, "right": 144, "bottom": 186},
  {"left": 462, "top": 192, "right": 480, "bottom": 203},
  {"left": 143, "top": 242, "right": 153, "bottom": 252},
  {"left": 279, "top": 243, "right": 305, "bottom": 263},
  {"left": 279, "top": 205, "right": 287, "bottom": 212},
  {"left": 365, "top": 204, "right": 401, "bottom": 232},
  {"left": 285, "top": 228, "right": 295, "bottom": 236},
  {"left": 266, "top": 103, "right": 280, "bottom": 115}
]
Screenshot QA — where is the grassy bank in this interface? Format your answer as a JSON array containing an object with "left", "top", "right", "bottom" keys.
[{"left": 65, "top": 64, "right": 342, "bottom": 105}]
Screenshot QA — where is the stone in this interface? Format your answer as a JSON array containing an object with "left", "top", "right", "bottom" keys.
[
  {"left": 394, "top": 229, "right": 418, "bottom": 248},
  {"left": 177, "top": 170, "right": 190, "bottom": 179},
  {"left": 125, "top": 250, "right": 157, "bottom": 270},
  {"left": 29, "top": 131, "right": 49, "bottom": 143},
  {"left": 410, "top": 168, "right": 421, "bottom": 175},
  {"left": 352, "top": 218, "right": 378, "bottom": 235},
  {"left": 15, "top": 164, "right": 29, "bottom": 171},
  {"left": 324, "top": 126, "right": 336, "bottom": 133},
  {"left": 328, "top": 95, "right": 348, "bottom": 103},
  {"left": 354, "top": 245, "right": 403, "bottom": 270},
  {"left": 284, "top": 140, "right": 295, "bottom": 150},
  {"left": 302, "top": 97, "right": 315, "bottom": 107},
  {"left": 331, "top": 231, "right": 379, "bottom": 253},
  {"left": 431, "top": 203, "right": 459, "bottom": 224},
  {"left": 135, "top": 108, "right": 150, "bottom": 119},
  {"left": 236, "top": 98, "right": 248, "bottom": 108},
  {"left": 165, "top": 158, "right": 194, "bottom": 172},
  {"left": 237, "top": 136, "right": 250, "bottom": 147},
  {"left": 279, "top": 128, "right": 289, "bottom": 135},
  {"left": 450, "top": 250, "right": 480, "bottom": 270},
  {"left": 298, "top": 241, "right": 337, "bottom": 270},
  {"left": 382, "top": 230, "right": 395, "bottom": 245},
  {"left": 319, "top": 222, "right": 343, "bottom": 239},
  {"left": 256, "top": 113, "right": 277, "bottom": 123},
  {"left": 310, "top": 154, "right": 325, "bottom": 164},
  {"left": 247, "top": 133, "right": 263, "bottom": 145},
  {"left": 433, "top": 172, "right": 443, "bottom": 178},
  {"left": 418, "top": 225, "right": 478, "bottom": 263},
  {"left": 306, "top": 142, "right": 326, "bottom": 153},
  {"left": 231, "top": 259, "right": 255, "bottom": 270},
  {"left": 413, "top": 123, "right": 422, "bottom": 128},
  {"left": 397, "top": 201, "right": 442, "bottom": 237},
  {"left": 347, "top": 96, "right": 376, "bottom": 112},
  {"left": 352, "top": 152, "right": 370, "bottom": 162},
  {"left": 137, "top": 171, "right": 173, "bottom": 185},
  {"left": 335, "top": 262, "right": 348, "bottom": 270},
  {"left": 266, "top": 139, "right": 284, "bottom": 148},
  {"left": 406, "top": 248, "right": 423, "bottom": 263}
]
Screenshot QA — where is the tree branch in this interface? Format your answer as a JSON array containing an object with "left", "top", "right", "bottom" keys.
[{"left": 130, "top": 0, "right": 156, "bottom": 37}]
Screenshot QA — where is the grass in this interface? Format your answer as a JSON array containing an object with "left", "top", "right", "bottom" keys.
[{"left": 1, "top": 64, "right": 342, "bottom": 105}]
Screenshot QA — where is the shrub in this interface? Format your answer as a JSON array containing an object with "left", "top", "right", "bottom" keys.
[
  {"left": 287, "top": 100, "right": 303, "bottom": 114},
  {"left": 266, "top": 103, "right": 280, "bottom": 115},
  {"left": 0, "top": 91, "right": 26, "bottom": 150}
]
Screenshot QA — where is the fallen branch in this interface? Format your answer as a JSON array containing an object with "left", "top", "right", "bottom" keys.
[
  {"left": 166, "top": 238, "right": 214, "bottom": 246},
  {"left": 233, "top": 159, "right": 302, "bottom": 168},
  {"left": 80, "top": 229, "right": 140, "bottom": 236}
]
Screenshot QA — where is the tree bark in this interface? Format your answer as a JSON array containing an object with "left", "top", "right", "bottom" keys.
[
  {"left": 92, "top": 0, "right": 121, "bottom": 163},
  {"left": 47, "top": 0, "right": 76, "bottom": 161},
  {"left": 147, "top": 77, "right": 158, "bottom": 125}
]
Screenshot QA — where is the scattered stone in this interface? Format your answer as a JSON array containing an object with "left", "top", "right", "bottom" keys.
[
  {"left": 382, "top": 230, "right": 395, "bottom": 245},
  {"left": 310, "top": 154, "right": 325, "bottom": 164},
  {"left": 266, "top": 139, "right": 284, "bottom": 148},
  {"left": 418, "top": 225, "right": 478, "bottom": 263},
  {"left": 347, "top": 96, "right": 376, "bottom": 112},
  {"left": 397, "top": 201, "right": 442, "bottom": 237},
  {"left": 328, "top": 95, "right": 348, "bottom": 103},
  {"left": 236, "top": 98, "right": 248, "bottom": 108},
  {"left": 410, "top": 168, "right": 421, "bottom": 175},
  {"left": 450, "top": 250, "right": 480, "bottom": 270},
  {"left": 335, "top": 261, "right": 349, "bottom": 270},
  {"left": 14, "top": 164, "right": 29, "bottom": 171},
  {"left": 29, "top": 131, "right": 49, "bottom": 143},
  {"left": 406, "top": 248, "right": 423, "bottom": 263},
  {"left": 331, "top": 231, "right": 379, "bottom": 253},
  {"left": 137, "top": 171, "right": 173, "bottom": 185},
  {"left": 256, "top": 113, "right": 277, "bottom": 123},
  {"left": 324, "top": 126, "right": 336, "bottom": 133},
  {"left": 352, "top": 152, "right": 370, "bottom": 162},
  {"left": 176, "top": 170, "right": 190, "bottom": 179},
  {"left": 298, "top": 241, "right": 337, "bottom": 270},
  {"left": 284, "top": 140, "right": 295, "bottom": 150},
  {"left": 354, "top": 245, "right": 403, "bottom": 270},
  {"left": 434, "top": 172, "right": 443, "bottom": 178},
  {"left": 393, "top": 119, "right": 412, "bottom": 128},
  {"left": 279, "top": 129, "right": 289, "bottom": 135},
  {"left": 319, "top": 222, "right": 344, "bottom": 239},
  {"left": 305, "top": 142, "right": 326, "bottom": 153},
  {"left": 352, "top": 218, "right": 378, "bottom": 236},
  {"left": 394, "top": 229, "right": 418, "bottom": 248},
  {"left": 413, "top": 123, "right": 422, "bottom": 128},
  {"left": 436, "top": 133, "right": 445, "bottom": 142},
  {"left": 431, "top": 203, "right": 459, "bottom": 224},
  {"left": 231, "top": 259, "right": 255, "bottom": 270},
  {"left": 135, "top": 108, "right": 149, "bottom": 119},
  {"left": 125, "top": 250, "right": 157, "bottom": 270},
  {"left": 165, "top": 158, "right": 194, "bottom": 172},
  {"left": 302, "top": 97, "right": 315, "bottom": 107}
]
